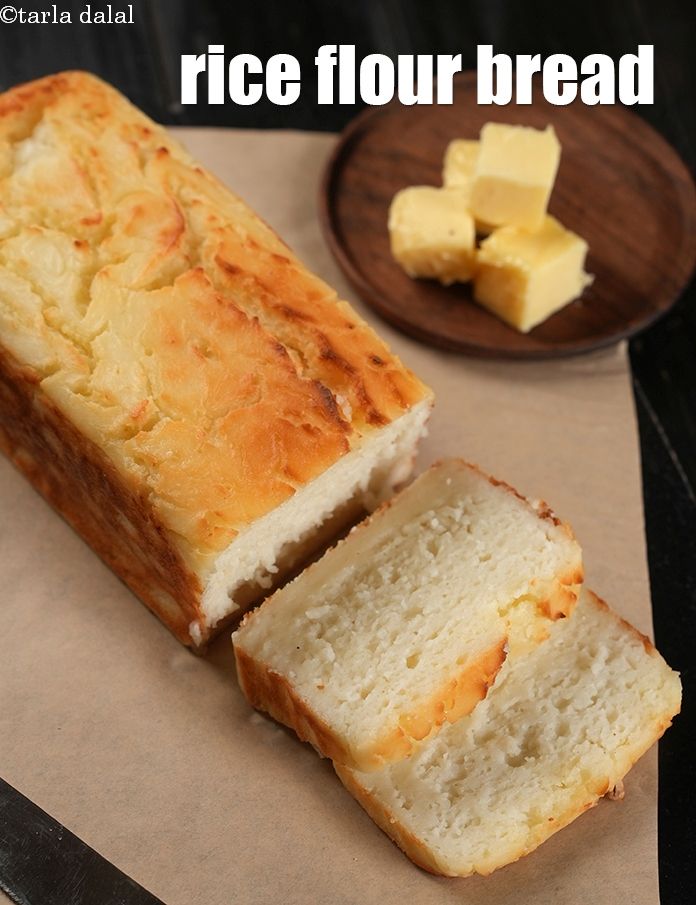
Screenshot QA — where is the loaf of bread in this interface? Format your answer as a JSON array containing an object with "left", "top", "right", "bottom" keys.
[
  {"left": 0, "top": 72, "right": 433, "bottom": 646},
  {"left": 233, "top": 459, "right": 582, "bottom": 771},
  {"left": 336, "top": 589, "right": 681, "bottom": 876}
]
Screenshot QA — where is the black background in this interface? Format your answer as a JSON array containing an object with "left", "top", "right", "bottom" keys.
[{"left": 0, "top": 2, "right": 694, "bottom": 903}]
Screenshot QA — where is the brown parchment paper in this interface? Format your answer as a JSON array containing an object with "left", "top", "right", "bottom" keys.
[{"left": 0, "top": 128, "right": 661, "bottom": 905}]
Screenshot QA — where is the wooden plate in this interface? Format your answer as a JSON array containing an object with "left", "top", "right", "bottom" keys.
[{"left": 319, "top": 72, "right": 696, "bottom": 358}]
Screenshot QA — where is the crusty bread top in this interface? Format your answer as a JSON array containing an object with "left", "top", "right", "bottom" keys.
[{"left": 0, "top": 72, "right": 431, "bottom": 574}]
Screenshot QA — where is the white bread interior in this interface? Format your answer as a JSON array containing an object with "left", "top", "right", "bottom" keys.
[
  {"left": 233, "top": 459, "right": 582, "bottom": 770},
  {"left": 336, "top": 589, "right": 682, "bottom": 877}
]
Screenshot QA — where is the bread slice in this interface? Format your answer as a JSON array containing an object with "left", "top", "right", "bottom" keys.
[
  {"left": 233, "top": 459, "right": 582, "bottom": 771},
  {"left": 336, "top": 589, "right": 681, "bottom": 877},
  {"left": 0, "top": 72, "right": 432, "bottom": 647}
]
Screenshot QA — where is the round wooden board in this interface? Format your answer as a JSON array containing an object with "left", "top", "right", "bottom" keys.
[{"left": 319, "top": 73, "right": 696, "bottom": 358}]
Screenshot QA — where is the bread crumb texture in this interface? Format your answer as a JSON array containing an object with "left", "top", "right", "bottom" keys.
[
  {"left": 234, "top": 460, "right": 582, "bottom": 770},
  {"left": 0, "top": 72, "right": 429, "bottom": 577},
  {"left": 336, "top": 590, "right": 681, "bottom": 876}
]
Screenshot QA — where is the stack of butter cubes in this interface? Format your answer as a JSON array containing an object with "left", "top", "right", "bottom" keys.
[{"left": 388, "top": 123, "right": 593, "bottom": 333}]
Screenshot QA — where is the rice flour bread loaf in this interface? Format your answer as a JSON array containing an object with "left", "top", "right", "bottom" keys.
[
  {"left": 335, "top": 589, "right": 682, "bottom": 877},
  {"left": 0, "top": 72, "right": 433, "bottom": 647},
  {"left": 233, "top": 459, "right": 583, "bottom": 771}
]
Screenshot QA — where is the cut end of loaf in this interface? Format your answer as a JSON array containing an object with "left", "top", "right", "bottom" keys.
[{"left": 194, "top": 398, "right": 432, "bottom": 646}]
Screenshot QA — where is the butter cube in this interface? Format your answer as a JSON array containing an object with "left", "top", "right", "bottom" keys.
[
  {"left": 442, "top": 139, "right": 479, "bottom": 193},
  {"left": 470, "top": 124, "right": 561, "bottom": 231},
  {"left": 474, "top": 216, "right": 593, "bottom": 332},
  {"left": 442, "top": 140, "right": 495, "bottom": 236},
  {"left": 388, "top": 186, "right": 476, "bottom": 285}
]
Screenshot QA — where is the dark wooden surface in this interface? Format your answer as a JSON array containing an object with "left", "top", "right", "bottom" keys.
[
  {"left": 0, "top": 2, "right": 694, "bottom": 904},
  {"left": 321, "top": 75, "right": 696, "bottom": 357}
]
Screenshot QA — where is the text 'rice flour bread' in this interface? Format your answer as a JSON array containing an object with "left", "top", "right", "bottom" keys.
[
  {"left": 335, "top": 589, "right": 681, "bottom": 877},
  {"left": 0, "top": 71, "right": 433, "bottom": 647},
  {"left": 232, "top": 459, "right": 583, "bottom": 772}
]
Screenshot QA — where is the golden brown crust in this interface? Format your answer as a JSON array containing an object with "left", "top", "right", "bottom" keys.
[
  {"left": 338, "top": 736, "right": 680, "bottom": 879},
  {"left": 334, "top": 762, "right": 445, "bottom": 875},
  {"left": 0, "top": 71, "right": 431, "bottom": 643},
  {"left": 371, "top": 639, "right": 508, "bottom": 767},
  {"left": 531, "top": 575, "right": 581, "bottom": 620},
  {"left": 235, "top": 600, "right": 579, "bottom": 773},
  {"left": 234, "top": 646, "right": 353, "bottom": 764},
  {"left": 0, "top": 69, "right": 429, "bottom": 428},
  {"left": 586, "top": 590, "right": 656, "bottom": 654},
  {"left": 0, "top": 344, "right": 203, "bottom": 645},
  {"left": 346, "top": 761, "right": 669, "bottom": 879},
  {"left": 235, "top": 639, "right": 508, "bottom": 771},
  {"left": 335, "top": 763, "right": 612, "bottom": 878}
]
